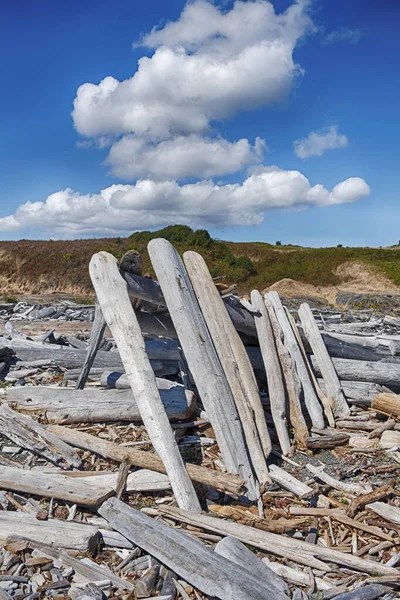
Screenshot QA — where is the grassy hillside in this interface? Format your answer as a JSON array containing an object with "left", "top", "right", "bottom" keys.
[{"left": 0, "top": 225, "right": 400, "bottom": 298}]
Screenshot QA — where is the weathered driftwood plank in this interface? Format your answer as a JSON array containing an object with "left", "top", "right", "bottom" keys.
[
  {"left": 299, "top": 303, "right": 350, "bottom": 419},
  {"left": 306, "top": 463, "right": 372, "bottom": 495},
  {"left": 71, "top": 469, "right": 171, "bottom": 494},
  {"left": 251, "top": 290, "right": 290, "bottom": 455},
  {"left": 148, "top": 238, "right": 257, "bottom": 500},
  {"left": 371, "top": 392, "right": 400, "bottom": 417},
  {"left": 366, "top": 501, "right": 400, "bottom": 525},
  {"left": 214, "top": 536, "right": 288, "bottom": 594},
  {"left": 268, "top": 465, "right": 313, "bottom": 498},
  {"left": 265, "top": 292, "right": 324, "bottom": 429},
  {"left": 318, "top": 380, "right": 389, "bottom": 404},
  {"left": 76, "top": 302, "right": 107, "bottom": 390},
  {"left": 332, "top": 584, "right": 389, "bottom": 600},
  {"left": 99, "top": 498, "right": 287, "bottom": 600},
  {"left": 0, "top": 466, "right": 114, "bottom": 506},
  {"left": 348, "top": 485, "right": 393, "bottom": 517},
  {"left": 0, "top": 512, "right": 100, "bottom": 551},
  {"left": 5, "top": 381, "right": 195, "bottom": 424},
  {"left": 159, "top": 506, "right": 398, "bottom": 575},
  {"left": 90, "top": 251, "right": 200, "bottom": 513},
  {"left": 9, "top": 537, "right": 134, "bottom": 591},
  {"left": 0, "top": 404, "right": 81, "bottom": 469},
  {"left": 184, "top": 251, "right": 270, "bottom": 483},
  {"left": 311, "top": 356, "right": 400, "bottom": 387},
  {"left": 263, "top": 295, "right": 309, "bottom": 448},
  {"left": 299, "top": 330, "right": 391, "bottom": 362},
  {"left": 48, "top": 425, "right": 245, "bottom": 496}
]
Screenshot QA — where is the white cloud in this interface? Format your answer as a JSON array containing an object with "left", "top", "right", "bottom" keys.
[
  {"left": 293, "top": 125, "right": 348, "bottom": 159},
  {"left": 323, "top": 27, "right": 362, "bottom": 46},
  {"left": 107, "top": 135, "right": 267, "bottom": 180},
  {"left": 0, "top": 170, "right": 370, "bottom": 238}
]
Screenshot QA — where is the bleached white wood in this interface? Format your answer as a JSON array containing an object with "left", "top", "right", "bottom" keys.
[
  {"left": 311, "top": 356, "right": 400, "bottom": 387},
  {"left": 299, "top": 303, "right": 350, "bottom": 418},
  {"left": 261, "top": 558, "right": 331, "bottom": 591},
  {"left": 99, "top": 498, "right": 288, "bottom": 600},
  {"left": 263, "top": 295, "right": 309, "bottom": 448},
  {"left": 159, "top": 505, "right": 399, "bottom": 576},
  {"left": 89, "top": 252, "right": 200, "bottom": 513},
  {"left": 366, "top": 501, "right": 400, "bottom": 525},
  {"left": 5, "top": 382, "right": 195, "bottom": 424},
  {"left": 306, "top": 463, "right": 372, "bottom": 495},
  {"left": 0, "top": 404, "right": 81, "bottom": 469},
  {"left": 76, "top": 302, "right": 107, "bottom": 390},
  {"left": 251, "top": 290, "right": 291, "bottom": 455},
  {"left": 265, "top": 292, "right": 324, "bottom": 429},
  {"left": 148, "top": 239, "right": 257, "bottom": 500},
  {"left": 214, "top": 536, "right": 288, "bottom": 595},
  {"left": 184, "top": 251, "right": 270, "bottom": 484},
  {"left": 268, "top": 464, "right": 313, "bottom": 498},
  {"left": 72, "top": 469, "right": 171, "bottom": 493},
  {"left": 0, "top": 512, "right": 100, "bottom": 551}
]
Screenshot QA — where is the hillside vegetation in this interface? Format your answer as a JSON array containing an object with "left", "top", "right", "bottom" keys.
[{"left": 0, "top": 225, "right": 399, "bottom": 299}]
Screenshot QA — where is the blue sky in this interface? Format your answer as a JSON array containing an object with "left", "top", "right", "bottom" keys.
[{"left": 0, "top": 0, "right": 399, "bottom": 245}]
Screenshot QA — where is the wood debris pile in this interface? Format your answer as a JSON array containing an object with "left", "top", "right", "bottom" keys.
[{"left": 0, "top": 240, "right": 399, "bottom": 600}]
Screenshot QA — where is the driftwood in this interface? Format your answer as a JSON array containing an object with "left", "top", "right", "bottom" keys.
[
  {"left": 48, "top": 425, "right": 245, "bottom": 496},
  {"left": 0, "top": 404, "right": 82, "bottom": 469},
  {"left": 90, "top": 251, "right": 200, "bottom": 513},
  {"left": 0, "top": 466, "right": 114, "bottom": 506},
  {"left": 371, "top": 393, "right": 400, "bottom": 417},
  {"left": 264, "top": 295, "right": 309, "bottom": 447},
  {"left": 318, "top": 380, "right": 389, "bottom": 404},
  {"left": 261, "top": 557, "right": 330, "bottom": 590},
  {"left": 366, "top": 501, "right": 400, "bottom": 525},
  {"left": 214, "top": 536, "right": 288, "bottom": 594},
  {"left": 299, "top": 303, "right": 350, "bottom": 418},
  {"left": 5, "top": 382, "right": 195, "bottom": 424},
  {"left": 148, "top": 239, "right": 257, "bottom": 501},
  {"left": 306, "top": 430, "right": 350, "bottom": 449},
  {"left": 9, "top": 537, "right": 134, "bottom": 591},
  {"left": 158, "top": 505, "right": 398, "bottom": 575},
  {"left": 184, "top": 251, "right": 270, "bottom": 484},
  {"left": 265, "top": 292, "right": 324, "bottom": 429},
  {"left": 306, "top": 463, "right": 372, "bottom": 495},
  {"left": 380, "top": 430, "right": 400, "bottom": 449},
  {"left": 251, "top": 290, "right": 290, "bottom": 455},
  {"left": 268, "top": 465, "right": 313, "bottom": 498},
  {"left": 0, "top": 512, "right": 100, "bottom": 551},
  {"left": 348, "top": 485, "right": 393, "bottom": 517},
  {"left": 333, "top": 585, "right": 390, "bottom": 600},
  {"left": 76, "top": 303, "right": 107, "bottom": 389},
  {"left": 311, "top": 356, "right": 400, "bottom": 387},
  {"left": 99, "top": 498, "right": 287, "bottom": 600}
]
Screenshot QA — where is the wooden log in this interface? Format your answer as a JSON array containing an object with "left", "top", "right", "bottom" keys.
[
  {"left": 5, "top": 382, "right": 195, "bottom": 424},
  {"left": 89, "top": 251, "right": 200, "bottom": 513},
  {"left": 98, "top": 498, "right": 289, "bottom": 600},
  {"left": 268, "top": 465, "right": 313, "bottom": 498},
  {"left": 299, "top": 330, "right": 391, "bottom": 362},
  {"left": 299, "top": 303, "right": 350, "bottom": 418},
  {"left": 76, "top": 303, "right": 107, "bottom": 389},
  {"left": 263, "top": 296, "right": 309, "bottom": 448},
  {"left": 8, "top": 537, "right": 134, "bottom": 591},
  {"left": 214, "top": 536, "right": 288, "bottom": 594},
  {"left": 348, "top": 485, "right": 393, "bottom": 518},
  {"left": 366, "top": 502, "right": 400, "bottom": 525},
  {"left": 261, "top": 557, "right": 331, "bottom": 590},
  {"left": 380, "top": 430, "right": 400, "bottom": 449},
  {"left": 0, "top": 512, "right": 100, "bottom": 551},
  {"left": 184, "top": 251, "right": 269, "bottom": 484},
  {"left": 251, "top": 290, "right": 290, "bottom": 455},
  {"left": 311, "top": 356, "right": 400, "bottom": 387},
  {"left": 306, "top": 431, "right": 349, "bottom": 449},
  {"left": 332, "top": 585, "right": 390, "bottom": 600},
  {"left": 371, "top": 393, "right": 400, "bottom": 417},
  {"left": 265, "top": 292, "right": 324, "bottom": 429},
  {"left": 0, "top": 404, "right": 82, "bottom": 469},
  {"left": 318, "top": 380, "right": 389, "bottom": 404},
  {"left": 48, "top": 425, "right": 245, "bottom": 497},
  {"left": 0, "top": 466, "right": 114, "bottom": 506},
  {"left": 306, "top": 463, "right": 372, "bottom": 495},
  {"left": 148, "top": 239, "right": 257, "bottom": 501},
  {"left": 158, "top": 505, "right": 399, "bottom": 575}
]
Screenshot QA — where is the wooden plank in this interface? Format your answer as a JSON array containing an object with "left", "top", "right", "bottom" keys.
[
  {"left": 311, "top": 356, "right": 400, "bottom": 387},
  {"left": 251, "top": 290, "right": 290, "bottom": 455},
  {"left": 5, "top": 381, "right": 195, "bottom": 424},
  {"left": 299, "top": 303, "right": 350, "bottom": 418},
  {"left": 184, "top": 251, "right": 270, "bottom": 483},
  {"left": 76, "top": 302, "right": 107, "bottom": 389},
  {"left": 99, "top": 498, "right": 288, "bottom": 600},
  {"left": 159, "top": 505, "right": 399, "bottom": 576},
  {"left": 263, "top": 295, "right": 309, "bottom": 448},
  {"left": 89, "top": 251, "right": 200, "bottom": 513},
  {"left": 0, "top": 512, "right": 100, "bottom": 552},
  {"left": 268, "top": 464, "right": 313, "bottom": 498},
  {"left": 0, "top": 466, "right": 114, "bottom": 506},
  {"left": 148, "top": 238, "right": 257, "bottom": 501},
  {"left": 366, "top": 502, "right": 400, "bottom": 525},
  {"left": 0, "top": 404, "right": 81, "bottom": 469},
  {"left": 48, "top": 425, "right": 245, "bottom": 497},
  {"left": 265, "top": 292, "right": 324, "bottom": 429}
]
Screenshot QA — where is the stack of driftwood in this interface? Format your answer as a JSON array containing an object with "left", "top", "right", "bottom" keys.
[{"left": 0, "top": 239, "right": 400, "bottom": 600}]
